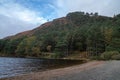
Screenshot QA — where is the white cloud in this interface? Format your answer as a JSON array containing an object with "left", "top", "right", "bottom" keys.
[
  {"left": 0, "top": 1, "right": 47, "bottom": 24},
  {"left": 15, "top": 10, "right": 47, "bottom": 24},
  {"left": 0, "top": 15, "right": 35, "bottom": 39},
  {"left": 0, "top": 0, "right": 47, "bottom": 38},
  {"left": 55, "top": 0, "right": 120, "bottom": 17},
  {"left": 0, "top": 0, "right": 120, "bottom": 38}
]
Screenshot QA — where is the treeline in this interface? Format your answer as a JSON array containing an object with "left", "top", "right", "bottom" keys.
[{"left": 0, "top": 12, "right": 120, "bottom": 58}]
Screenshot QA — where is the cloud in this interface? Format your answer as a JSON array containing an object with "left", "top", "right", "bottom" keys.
[
  {"left": 0, "top": 14, "right": 35, "bottom": 38},
  {"left": 0, "top": 0, "right": 47, "bottom": 24},
  {"left": 0, "top": 0, "right": 47, "bottom": 38},
  {"left": 0, "top": 0, "right": 120, "bottom": 38},
  {"left": 55, "top": 0, "right": 120, "bottom": 17}
]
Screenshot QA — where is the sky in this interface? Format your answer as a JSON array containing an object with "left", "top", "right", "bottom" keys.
[{"left": 0, "top": 0, "right": 120, "bottom": 39}]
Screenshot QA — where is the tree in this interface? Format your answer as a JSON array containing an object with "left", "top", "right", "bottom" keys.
[
  {"left": 0, "top": 12, "right": 120, "bottom": 59},
  {"left": 94, "top": 12, "right": 98, "bottom": 17},
  {"left": 32, "top": 47, "right": 41, "bottom": 57},
  {"left": 106, "top": 38, "right": 120, "bottom": 52},
  {"left": 86, "top": 25, "right": 105, "bottom": 56},
  {"left": 46, "top": 45, "right": 52, "bottom": 52},
  {"left": 53, "top": 33, "right": 68, "bottom": 56},
  {"left": 0, "top": 39, "right": 9, "bottom": 55},
  {"left": 103, "top": 27, "right": 113, "bottom": 46},
  {"left": 41, "top": 34, "right": 56, "bottom": 52},
  {"left": 15, "top": 36, "right": 39, "bottom": 57}
]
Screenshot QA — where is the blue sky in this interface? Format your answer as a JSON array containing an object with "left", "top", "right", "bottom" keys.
[{"left": 0, "top": 0, "right": 120, "bottom": 38}]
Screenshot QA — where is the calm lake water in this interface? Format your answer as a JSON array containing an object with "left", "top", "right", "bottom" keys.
[{"left": 0, "top": 57, "right": 83, "bottom": 78}]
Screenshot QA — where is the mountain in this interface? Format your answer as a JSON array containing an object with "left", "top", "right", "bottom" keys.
[
  {"left": 4, "top": 17, "right": 68, "bottom": 40},
  {"left": 0, "top": 11, "right": 120, "bottom": 58}
]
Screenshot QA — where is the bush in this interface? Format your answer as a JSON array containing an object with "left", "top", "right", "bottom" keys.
[
  {"left": 101, "top": 51, "right": 119, "bottom": 60},
  {"left": 112, "top": 54, "right": 120, "bottom": 60},
  {"left": 51, "top": 53, "right": 64, "bottom": 59},
  {"left": 90, "top": 56, "right": 102, "bottom": 60}
]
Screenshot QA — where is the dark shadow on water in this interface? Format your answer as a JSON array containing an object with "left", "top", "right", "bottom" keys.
[{"left": 0, "top": 57, "right": 85, "bottom": 78}]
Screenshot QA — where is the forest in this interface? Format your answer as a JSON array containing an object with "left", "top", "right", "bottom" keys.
[{"left": 0, "top": 11, "right": 120, "bottom": 60}]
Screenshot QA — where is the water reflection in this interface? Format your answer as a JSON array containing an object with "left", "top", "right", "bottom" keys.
[{"left": 0, "top": 57, "right": 83, "bottom": 78}]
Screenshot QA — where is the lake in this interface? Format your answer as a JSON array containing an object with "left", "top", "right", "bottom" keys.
[{"left": 0, "top": 57, "right": 84, "bottom": 78}]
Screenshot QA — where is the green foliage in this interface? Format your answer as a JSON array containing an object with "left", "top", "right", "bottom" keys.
[
  {"left": 106, "top": 38, "right": 120, "bottom": 52},
  {"left": 86, "top": 25, "right": 105, "bottom": 56},
  {"left": 15, "top": 36, "right": 41, "bottom": 57},
  {"left": 112, "top": 54, "right": 120, "bottom": 60},
  {"left": 51, "top": 52, "right": 64, "bottom": 59},
  {"left": 0, "top": 39, "right": 8, "bottom": 53},
  {"left": 90, "top": 56, "right": 102, "bottom": 60},
  {"left": 0, "top": 11, "right": 120, "bottom": 59},
  {"left": 46, "top": 45, "right": 52, "bottom": 52},
  {"left": 0, "top": 38, "right": 24, "bottom": 56},
  {"left": 101, "top": 51, "right": 119, "bottom": 60},
  {"left": 31, "top": 47, "right": 41, "bottom": 57}
]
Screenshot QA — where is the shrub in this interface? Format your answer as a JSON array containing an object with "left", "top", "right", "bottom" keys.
[
  {"left": 100, "top": 51, "right": 119, "bottom": 60},
  {"left": 90, "top": 56, "right": 102, "bottom": 60},
  {"left": 51, "top": 53, "right": 64, "bottom": 59},
  {"left": 112, "top": 54, "right": 120, "bottom": 60}
]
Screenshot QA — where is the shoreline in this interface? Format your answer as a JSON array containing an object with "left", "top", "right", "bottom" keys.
[
  {"left": 0, "top": 56, "right": 87, "bottom": 60},
  {"left": 0, "top": 61, "right": 104, "bottom": 80}
]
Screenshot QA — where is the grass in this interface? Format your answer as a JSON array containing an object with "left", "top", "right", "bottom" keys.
[
  {"left": 39, "top": 51, "right": 89, "bottom": 61},
  {"left": 63, "top": 51, "right": 89, "bottom": 61}
]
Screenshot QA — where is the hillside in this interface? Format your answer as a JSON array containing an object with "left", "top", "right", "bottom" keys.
[
  {"left": 4, "top": 17, "right": 68, "bottom": 40},
  {"left": 0, "top": 11, "right": 120, "bottom": 59}
]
